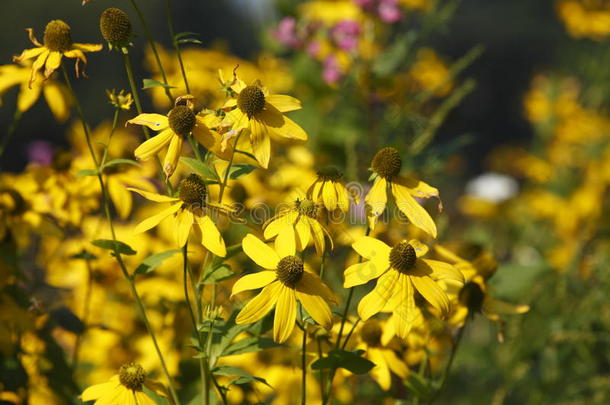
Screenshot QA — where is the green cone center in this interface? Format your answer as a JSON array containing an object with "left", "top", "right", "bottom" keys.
[
  {"left": 237, "top": 85, "right": 265, "bottom": 117},
  {"left": 118, "top": 362, "right": 145, "bottom": 391},
  {"left": 44, "top": 20, "right": 72, "bottom": 52}
]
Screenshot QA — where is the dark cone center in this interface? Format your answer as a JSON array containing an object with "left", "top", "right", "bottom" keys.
[
  {"left": 44, "top": 20, "right": 72, "bottom": 52},
  {"left": 389, "top": 241, "right": 417, "bottom": 274},
  {"left": 371, "top": 147, "right": 402, "bottom": 179},
  {"left": 168, "top": 105, "right": 196, "bottom": 137},
  {"left": 237, "top": 86, "right": 265, "bottom": 117},
  {"left": 276, "top": 255, "right": 304, "bottom": 288}
]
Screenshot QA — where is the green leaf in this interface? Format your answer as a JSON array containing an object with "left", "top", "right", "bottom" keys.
[
  {"left": 404, "top": 372, "right": 433, "bottom": 400},
  {"left": 221, "top": 337, "right": 280, "bottom": 357},
  {"left": 212, "top": 366, "right": 271, "bottom": 388},
  {"left": 201, "top": 264, "right": 234, "bottom": 284},
  {"left": 76, "top": 169, "right": 98, "bottom": 178},
  {"left": 142, "top": 79, "right": 176, "bottom": 90},
  {"left": 180, "top": 157, "right": 220, "bottom": 181},
  {"left": 372, "top": 31, "right": 417, "bottom": 76},
  {"left": 134, "top": 249, "right": 182, "bottom": 275},
  {"left": 102, "top": 158, "right": 141, "bottom": 170},
  {"left": 70, "top": 250, "right": 97, "bottom": 261},
  {"left": 174, "top": 31, "right": 200, "bottom": 40},
  {"left": 229, "top": 163, "right": 257, "bottom": 179},
  {"left": 311, "top": 349, "right": 375, "bottom": 375},
  {"left": 91, "top": 239, "right": 137, "bottom": 256}
]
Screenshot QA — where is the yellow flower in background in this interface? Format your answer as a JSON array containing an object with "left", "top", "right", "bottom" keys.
[
  {"left": 129, "top": 174, "right": 228, "bottom": 256},
  {"left": 13, "top": 20, "right": 102, "bottom": 87},
  {"left": 557, "top": 0, "right": 610, "bottom": 40},
  {"left": 232, "top": 234, "right": 336, "bottom": 343},
  {"left": 307, "top": 166, "right": 355, "bottom": 212},
  {"left": 345, "top": 236, "right": 463, "bottom": 339},
  {"left": 81, "top": 362, "right": 165, "bottom": 405},
  {"left": 0, "top": 63, "right": 71, "bottom": 122},
  {"left": 264, "top": 197, "right": 333, "bottom": 256},
  {"left": 128, "top": 103, "right": 229, "bottom": 177},
  {"left": 366, "top": 147, "right": 440, "bottom": 237},
  {"left": 106, "top": 89, "right": 134, "bottom": 111},
  {"left": 222, "top": 75, "right": 307, "bottom": 168}
]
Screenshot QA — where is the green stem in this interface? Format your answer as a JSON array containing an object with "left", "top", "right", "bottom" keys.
[
  {"left": 319, "top": 251, "right": 327, "bottom": 281},
  {"left": 429, "top": 319, "right": 468, "bottom": 404},
  {"left": 301, "top": 307, "right": 307, "bottom": 405},
  {"left": 165, "top": 0, "right": 191, "bottom": 93},
  {"left": 128, "top": 0, "right": 174, "bottom": 103},
  {"left": 0, "top": 109, "right": 23, "bottom": 160},
  {"left": 61, "top": 65, "right": 180, "bottom": 405}
]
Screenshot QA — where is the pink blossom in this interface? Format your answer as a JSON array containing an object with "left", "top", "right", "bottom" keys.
[
  {"left": 27, "top": 141, "right": 53, "bottom": 166},
  {"left": 332, "top": 20, "right": 361, "bottom": 52},
  {"left": 274, "top": 17, "right": 301, "bottom": 48},
  {"left": 378, "top": 0, "right": 402, "bottom": 23},
  {"left": 307, "top": 40, "right": 321, "bottom": 57},
  {"left": 323, "top": 55, "right": 342, "bottom": 84}
]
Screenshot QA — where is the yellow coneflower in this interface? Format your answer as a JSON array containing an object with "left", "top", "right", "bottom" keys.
[
  {"left": 345, "top": 236, "right": 463, "bottom": 339},
  {"left": 222, "top": 74, "right": 307, "bottom": 168},
  {"left": 128, "top": 103, "right": 229, "bottom": 177},
  {"left": 232, "top": 234, "right": 336, "bottom": 343},
  {"left": 128, "top": 174, "right": 229, "bottom": 256},
  {"left": 13, "top": 20, "right": 102, "bottom": 87},
  {"left": 81, "top": 362, "right": 166, "bottom": 405},
  {"left": 307, "top": 166, "right": 355, "bottom": 213},
  {"left": 366, "top": 147, "right": 440, "bottom": 237},
  {"left": 264, "top": 197, "right": 333, "bottom": 256}
]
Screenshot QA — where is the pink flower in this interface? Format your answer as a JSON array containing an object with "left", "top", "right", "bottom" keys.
[
  {"left": 332, "top": 20, "right": 361, "bottom": 52},
  {"left": 274, "top": 17, "right": 301, "bottom": 48},
  {"left": 378, "top": 0, "right": 402, "bottom": 23},
  {"left": 27, "top": 141, "right": 53, "bottom": 166},
  {"left": 323, "top": 55, "right": 342, "bottom": 84},
  {"left": 354, "top": 0, "right": 375, "bottom": 9},
  {"left": 307, "top": 40, "right": 321, "bottom": 57}
]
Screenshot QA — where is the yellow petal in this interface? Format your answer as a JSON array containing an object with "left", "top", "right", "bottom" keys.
[
  {"left": 236, "top": 281, "right": 281, "bottom": 325},
  {"left": 107, "top": 177, "right": 132, "bottom": 219},
  {"left": 420, "top": 259, "right": 464, "bottom": 283},
  {"left": 223, "top": 108, "right": 249, "bottom": 132},
  {"left": 163, "top": 134, "right": 183, "bottom": 177},
  {"left": 127, "top": 187, "right": 179, "bottom": 203},
  {"left": 134, "top": 129, "right": 173, "bottom": 160},
  {"left": 264, "top": 211, "right": 298, "bottom": 239},
  {"left": 483, "top": 298, "right": 529, "bottom": 319},
  {"left": 44, "top": 51, "right": 62, "bottom": 78},
  {"left": 357, "top": 270, "right": 398, "bottom": 320},
  {"left": 294, "top": 217, "right": 311, "bottom": 250},
  {"left": 297, "top": 272, "right": 337, "bottom": 304},
  {"left": 410, "top": 275, "right": 449, "bottom": 316},
  {"left": 17, "top": 81, "right": 41, "bottom": 113},
  {"left": 134, "top": 391, "right": 157, "bottom": 405},
  {"left": 134, "top": 203, "right": 181, "bottom": 234},
  {"left": 352, "top": 236, "right": 391, "bottom": 263},
  {"left": 250, "top": 119, "right": 271, "bottom": 168},
  {"left": 391, "top": 181, "right": 437, "bottom": 238},
  {"left": 127, "top": 113, "right": 169, "bottom": 131},
  {"left": 392, "top": 275, "right": 416, "bottom": 339},
  {"left": 13, "top": 46, "right": 46, "bottom": 63},
  {"left": 196, "top": 214, "right": 226, "bottom": 257},
  {"left": 322, "top": 181, "right": 337, "bottom": 211},
  {"left": 336, "top": 183, "right": 350, "bottom": 212},
  {"left": 193, "top": 117, "right": 232, "bottom": 160},
  {"left": 408, "top": 239, "right": 429, "bottom": 257},
  {"left": 381, "top": 348, "right": 409, "bottom": 378},
  {"left": 73, "top": 43, "right": 103, "bottom": 52},
  {"left": 81, "top": 377, "right": 120, "bottom": 401},
  {"left": 343, "top": 261, "right": 389, "bottom": 288},
  {"left": 42, "top": 81, "right": 70, "bottom": 122},
  {"left": 29, "top": 50, "right": 49, "bottom": 86},
  {"left": 231, "top": 271, "right": 277, "bottom": 298},
  {"left": 307, "top": 217, "right": 327, "bottom": 256},
  {"left": 310, "top": 180, "right": 323, "bottom": 202},
  {"left": 275, "top": 224, "right": 296, "bottom": 257},
  {"left": 365, "top": 177, "right": 387, "bottom": 229},
  {"left": 260, "top": 107, "right": 308, "bottom": 141},
  {"left": 242, "top": 234, "right": 280, "bottom": 269},
  {"left": 273, "top": 285, "right": 297, "bottom": 343},
  {"left": 295, "top": 288, "right": 333, "bottom": 329},
  {"left": 174, "top": 208, "right": 193, "bottom": 247},
  {"left": 266, "top": 94, "right": 302, "bottom": 112},
  {"left": 368, "top": 348, "right": 391, "bottom": 390}
]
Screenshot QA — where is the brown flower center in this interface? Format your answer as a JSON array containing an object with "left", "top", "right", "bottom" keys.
[
  {"left": 237, "top": 85, "right": 265, "bottom": 117},
  {"left": 389, "top": 241, "right": 417, "bottom": 274},
  {"left": 316, "top": 166, "right": 343, "bottom": 182},
  {"left": 360, "top": 320, "right": 383, "bottom": 347},
  {"left": 179, "top": 174, "right": 207, "bottom": 208},
  {"left": 276, "top": 255, "right": 304, "bottom": 288},
  {"left": 168, "top": 105, "right": 196, "bottom": 137},
  {"left": 100, "top": 8, "right": 132, "bottom": 44},
  {"left": 118, "top": 362, "right": 145, "bottom": 391},
  {"left": 44, "top": 20, "right": 72, "bottom": 52},
  {"left": 458, "top": 281, "right": 485, "bottom": 313},
  {"left": 371, "top": 147, "right": 402, "bottom": 179}
]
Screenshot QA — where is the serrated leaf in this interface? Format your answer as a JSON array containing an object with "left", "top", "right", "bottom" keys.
[
  {"left": 201, "top": 264, "right": 234, "bottom": 284},
  {"left": 102, "top": 158, "right": 141, "bottom": 170},
  {"left": 229, "top": 163, "right": 257, "bottom": 180},
  {"left": 142, "top": 78, "right": 176, "bottom": 90},
  {"left": 212, "top": 366, "right": 271, "bottom": 388},
  {"left": 76, "top": 169, "right": 98, "bottom": 178},
  {"left": 180, "top": 157, "right": 220, "bottom": 181},
  {"left": 221, "top": 337, "right": 279, "bottom": 357},
  {"left": 134, "top": 249, "right": 182, "bottom": 275},
  {"left": 91, "top": 239, "right": 137, "bottom": 256},
  {"left": 311, "top": 349, "right": 375, "bottom": 375}
]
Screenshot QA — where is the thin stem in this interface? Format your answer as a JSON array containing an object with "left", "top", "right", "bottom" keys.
[
  {"left": 319, "top": 251, "right": 327, "bottom": 280},
  {"left": 165, "top": 0, "right": 191, "bottom": 93},
  {"left": 61, "top": 66, "right": 180, "bottom": 405},
  {"left": 0, "top": 109, "right": 23, "bottom": 160},
  {"left": 99, "top": 109, "right": 120, "bottom": 168},
  {"left": 128, "top": 0, "right": 174, "bottom": 103},
  {"left": 301, "top": 307, "right": 307, "bottom": 405},
  {"left": 429, "top": 319, "right": 468, "bottom": 404},
  {"left": 340, "top": 317, "right": 360, "bottom": 350}
]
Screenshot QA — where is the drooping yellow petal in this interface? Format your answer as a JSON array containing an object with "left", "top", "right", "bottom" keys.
[
  {"left": 275, "top": 224, "right": 296, "bottom": 257},
  {"left": 134, "top": 202, "right": 181, "bottom": 234},
  {"left": 236, "top": 281, "right": 281, "bottom": 324},
  {"left": 17, "top": 81, "right": 41, "bottom": 113},
  {"left": 297, "top": 272, "right": 337, "bottom": 304},
  {"left": 127, "top": 113, "right": 169, "bottom": 131},
  {"left": 13, "top": 47, "right": 46, "bottom": 63},
  {"left": 295, "top": 289, "right": 333, "bottom": 329},
  {"left": 29, "top": 50, "right": 49, "bottom": 86},
  {"left": 357, "top": 270, "right": 399, "bottom": 320},
  {"left": 365, "top": 177, "right": 387, "bottom": 229},
  {"left": 107, "top": 177, "right": 132, "bottom": 219},
  {"left": 196, "top": 214, "right": 226, "bottom": 257},
  {"left": 73, "top": 43, "right": 103, "bottom": 52},
  {"left": 380, "top": 348, "right": 409, "bottom": 378},
  {"left": 294, "top": 217, "right": 311, "bottom": 250},
  {"left": 322, "top": 181, "right": 337, "bottom": 211},
  {"left": 81, "top": 376, "right": 120, "bottom": 401},
  {"left": 42, "top": 81, "right": 70, "bottom": 122},
  {"left": 127, "top": 187, "right": 179, "bottom": 203},
  {"left": 336, "top": 183, "right": 350, "bottom": 212},
  {"left": 174, "top": 208, "right": 193, "bottom": 247},
  {"left": 62, "top": 49, "right": 87, "bottom": 77},
  {"left": 419, "top": 259, "right": 464, "bottom": 283},
  {"left": 134, "top": 391, "right": 157, "bottom": 405},
  {"left": 391, "top": 181, "right": 437, "bottom": 238},
  {"left": 44, "top": 51, "right": 62, "bottom": 78},
  {"left": 134, "top": 129, "right": 173, "bottom": 161},
  {"left": 163, "top": 134, "right": 183, "bottom": 176},
  {"left": 310, "top": 180, "right": 323, "bottom": 202},
  {"left": 344, "top": 260, "right": 389, "bottom": 288},
  {"left": 260, "top": 107, "right": 308, "bottom": 141},
  {"left": 367, "top": 347, "right": 391, "bottom": 391},
  {"left": 352, "top": 236, "right": 391, "bottom": 263},
  {"left": 265, "top": 94, "right": 302, "bottom": 112},
  {"left": 223, "top": 108, "right": 249, "bottom": 132},
  {"left": 392, "top": 275, "right": 416, "bottom": 339},
  {"left": 483, "top": 298, "right": 529, "bottom": 321},
  {"left": 242, "top": 234, "right": 280, "bottom": 269},
  {"left": 231, "top": 271, "right": 277, "bottom": 298},
  {"left": 264, "top": 211, "right": 298, "bottom": 239},
  {"left": 250, "top": 119, "right": 271, "bottom": 168},
  {"left": 307, "top": 217, "right": 329, "bottom": 256},
  {"left": 193, "top": 117, "right": 232, "bottom": 160},
  {"left": 273, "top": 285, "right": 297, "bottom": 343},
  {"left": 410, "top": 274, "right": 449, "bottom": 316}
]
